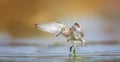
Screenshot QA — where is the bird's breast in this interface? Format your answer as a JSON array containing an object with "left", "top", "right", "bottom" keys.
[{"left": 62, "top": 34, "right": 75, "bottom": 41}]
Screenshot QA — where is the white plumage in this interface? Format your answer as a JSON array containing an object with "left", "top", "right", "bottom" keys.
[
  {"left": 35, "top": 22, "right": 85, "bottom": 53},
  {"left": 36, "top": 22, "right": 65, "bottom": 34}
]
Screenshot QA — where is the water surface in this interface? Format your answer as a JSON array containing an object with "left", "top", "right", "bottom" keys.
[{"left": 0, "top": 44, "right": 120, "bottom": 62}]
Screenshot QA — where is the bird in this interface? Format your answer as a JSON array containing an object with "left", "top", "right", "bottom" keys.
[{"left": 35, "top": 22, "right": 85, "bottom": 53}]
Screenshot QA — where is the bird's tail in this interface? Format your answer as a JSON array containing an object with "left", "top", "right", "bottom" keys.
[
  {"left": 81, "top": 37, "right": 86, "bottom": 45},
  {"left": 78, "top": 37, "right": 85, "bottom": 45}
]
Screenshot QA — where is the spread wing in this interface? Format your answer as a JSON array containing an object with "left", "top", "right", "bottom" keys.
[
  {"left": 72, "top": 23, "right": 85, "bottom": 44},
  {"left": 35, "top": 22, "right": 66, "bottom": 34},
  {"left": 72, "top": 23, "right": 84, "bottom": 37}
]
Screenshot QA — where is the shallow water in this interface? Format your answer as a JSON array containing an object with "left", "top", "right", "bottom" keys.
[{"left": 0, "top": 44, "right": 120, "bottom": 62}]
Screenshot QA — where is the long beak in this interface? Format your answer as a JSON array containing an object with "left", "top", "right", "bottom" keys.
[{"left": 56, "top": 32, "right": 61, "bottom": 37}]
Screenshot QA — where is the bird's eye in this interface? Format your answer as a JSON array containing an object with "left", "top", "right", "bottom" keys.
[{"left": 63, "top": 28, "right": 65, "bottom": 31}]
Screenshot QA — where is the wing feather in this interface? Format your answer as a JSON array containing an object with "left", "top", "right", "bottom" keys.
[
  {"left": 72, "top": 23, "right": 84, "bottom": 38},
  {"left": 35, "top": 22, "right": 65, "bottom": 34},
  {"left": 72, "top": 23, "right": 85, "bottom": 44}
]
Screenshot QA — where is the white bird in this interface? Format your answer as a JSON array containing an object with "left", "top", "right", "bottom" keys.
[{"left": 35, "top": 22, "right": 85, "bottom": 53}]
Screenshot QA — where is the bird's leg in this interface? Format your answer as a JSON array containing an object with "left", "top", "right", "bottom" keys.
[
  {"left": 69, "top": 45, "right": 73, "bottom": 57},
  {"left": 70, "top": 46, "right": 73, "bottom": 52},
  {"left": 73, "top": 47, "right": 76, "bottom": 54},
  {"left": 73, "top": 42, "right": 76, "bottom": 55},
  {"left": 73, "top": 49, "right": 76, "bottom": 57},
  {"left": 73, "top": 46, "right": 76, "bottom": 57}
]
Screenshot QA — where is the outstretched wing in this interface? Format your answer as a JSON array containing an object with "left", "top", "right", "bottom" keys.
[
  {"left": 72, "top": 23, "right": 85, "bottom": 44},
  {"left": 72, "top": 23, "right": 84, "bottom": 37},
  {"left": 35, "top": 22, "right": 66, "bottom": 34}
]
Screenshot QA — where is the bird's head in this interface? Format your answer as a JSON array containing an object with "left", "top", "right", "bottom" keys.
[
  {"left": 56, "top": 27, "right": 70, "bottom": 37},
  {"left": 61, "top": 27, "right": 69, "bottom": 32},
  {"left": 61, "top": 27, "right": 71, "bottom": 34}
]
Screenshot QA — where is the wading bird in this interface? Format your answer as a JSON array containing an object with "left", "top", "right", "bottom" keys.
[{"left": 35, "top": 22, "right": 85, "bottom": 53}]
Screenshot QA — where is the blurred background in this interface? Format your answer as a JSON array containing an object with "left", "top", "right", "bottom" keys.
[
  {"left": 0, "top": 0, "right": 120, "bottom": 62},
  {"left": 0, "top": 0, "right": 120, "bottom": 46}
]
